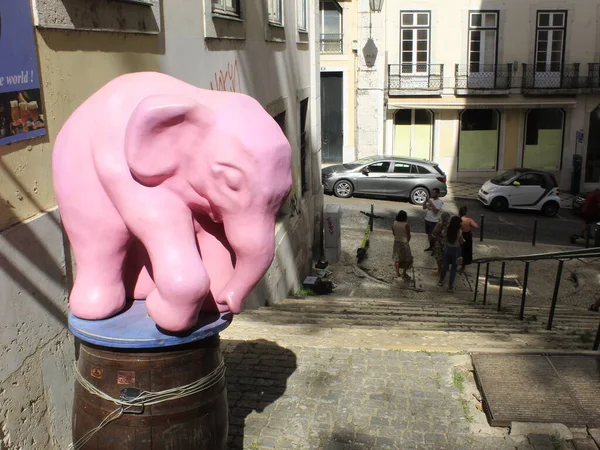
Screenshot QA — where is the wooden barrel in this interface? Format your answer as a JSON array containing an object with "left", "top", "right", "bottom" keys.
[
  {"left": 68, "top": 301, "right": 232, "bottom": 450},
  {"left": 73, "top": 337, "right": 228, "bottom": 449}
]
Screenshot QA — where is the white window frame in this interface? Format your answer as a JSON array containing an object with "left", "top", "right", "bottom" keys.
[
  {"left": 212, "top": 0, "right": 240, "bottom": 17},
  {"left": 297, "top": 0, "right": 308, "bottom": 31},
  {"left": 400, "top": 11, "right": 431, "bottom": 75},
  {"left": 320, "top": 0, "right": 342, "bottom": 35},
  {"left": 468, "top": 11, "right": 498, "bottom": 74},
  {"left": 535, "top": 11, "right": 567, "bottom": 73},
  {"left": 268, "top": 0, "right": 284, "bottom": 25}
]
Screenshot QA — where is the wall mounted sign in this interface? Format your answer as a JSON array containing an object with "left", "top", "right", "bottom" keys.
[
  {"left": 363, "top": 38, "right": 378, "bottom": 67},
  {"left": 0, "top": 0, "right": 46, "bottom": 145}
]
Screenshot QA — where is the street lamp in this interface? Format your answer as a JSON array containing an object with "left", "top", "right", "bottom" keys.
[
  {"left": 365, "top": 0, "right": 383, "bottom": 65},
  {"left": 369, "top": 0, "right": 384, "bottom": 12}
]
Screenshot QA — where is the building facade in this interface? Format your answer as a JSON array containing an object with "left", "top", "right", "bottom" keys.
[
  {"left": 351, "top": 0, "right": 600, "bottom": 190},
  {"left": 319, "top": 0, "right": 359, "bottom": 163},
  {"left": 0, "top": 1, "right": 320, "bottom": 447}
]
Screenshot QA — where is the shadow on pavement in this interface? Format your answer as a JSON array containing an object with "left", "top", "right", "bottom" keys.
[{"left": 222, "top": 339, "right": 297, "bottom": 449}]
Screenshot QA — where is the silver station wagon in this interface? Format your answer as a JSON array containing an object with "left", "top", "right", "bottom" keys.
[{"left": 322, "top": 156, "right": 448, "bottom": 205}]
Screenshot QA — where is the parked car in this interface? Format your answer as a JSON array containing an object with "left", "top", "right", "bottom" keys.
[
  {"left": 477, "top": 168, "right": 561, "bottom": 217},
  {"left": 321, "top": 156, "right": 448, "bottom": 205}
]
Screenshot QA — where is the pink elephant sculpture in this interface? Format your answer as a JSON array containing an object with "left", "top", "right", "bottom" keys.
[{"left": 52, "top": 72, "right": 292, "bottom": 332}]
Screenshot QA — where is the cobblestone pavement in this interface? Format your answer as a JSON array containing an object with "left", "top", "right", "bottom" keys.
[{"left": 222, "top": 339, "right": 521, "bottom": 450}]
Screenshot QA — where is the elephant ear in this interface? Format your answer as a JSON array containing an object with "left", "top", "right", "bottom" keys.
[{"left": 125, "top": 95, "right": 215, "bottom": 186}]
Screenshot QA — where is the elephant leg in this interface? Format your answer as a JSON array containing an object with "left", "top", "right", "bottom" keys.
[
  {"left": 139, "top": 203, "right": 211, "bottom": 332},
  {"left": 195, "top": 216, "right": 235, "bottom": 313},
  {"left": 68, "top": 226, "right": 130, "bottom": 320},
  {"left": 123, "top": 238, "right": 155, "bottom": 299}
]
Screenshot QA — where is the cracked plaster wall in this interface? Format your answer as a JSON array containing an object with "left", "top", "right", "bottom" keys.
[{"left": 0, "top": 210, "right": 74, "bottom": 449}]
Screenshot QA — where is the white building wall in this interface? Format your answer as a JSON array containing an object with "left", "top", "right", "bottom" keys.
[
  {"left": 355, "top": 0, "right": 387, "bottom": 158},
  {"left": 161, "top": 0, "right": 322, "bottom": 307}
]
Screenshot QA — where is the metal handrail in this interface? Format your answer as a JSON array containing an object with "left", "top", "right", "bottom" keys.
[
  {"left": 521, "top": 63, "right": 581, "bottom": 90},
  {"left": 471, "top": 246, "right": 600, "bottom": 350},
  {"left": 472, "top": 247, "right": 600, "bottom": 264},
  {"left": 455, "top": 63, "right": 513, "bottom": 91},
  {"left": 320, "top": 34, "right": 343, "bottom": 54},
  {"left": 388, "top": 64, "right": 444, "bottom": 92}
]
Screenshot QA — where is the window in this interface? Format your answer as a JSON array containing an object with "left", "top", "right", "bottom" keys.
[
  {"left": 535, "top": 11, "right": 566, "bottom": 73},
  {"left": 458, "top": 109, "right": 499, "bottom": 170},
  {"left": 268, "top": 0, "right": 283, "bottom": 25},
  {"left": 393, "top": 163, "right": 411, "bottom": 173},
  {"left": 416, "top": 165, "right": 431, "bottom": 174},
  {"left": 298, "top": 0, "right": 308, "bottom": 31},
  {"left": 523, "top": 109, "right": 564, "bottom": 170},
  {"left": 274, "top": 111, "right": 286, "bottom": 134},
  {"left": 320, "top": 0, "right": 342, "bottom": 53},
  {"left": 212, "top": 0, "right": 240, "bottom": 16},
  {"left": 368, "top": 162, "right": 391, "bottom": 173},
  {"left": 300, "top": 99, "right": 308, "bottom": 193},
  {"left": 393, "top": 109, "right": 433, "bottom": 160},
  {"left": 468, "top": 11, "right": 498, "bottom": 73},
  {"left": 400, "top": 11, "right": 430, "bottom": 74},
  {"left": 517, "top": 173, "right": 545, "bottom": 187}
]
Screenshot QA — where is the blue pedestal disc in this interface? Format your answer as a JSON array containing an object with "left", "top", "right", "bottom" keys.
[{"left": 68, "top": 300, "right": 232, "bottom": 349}]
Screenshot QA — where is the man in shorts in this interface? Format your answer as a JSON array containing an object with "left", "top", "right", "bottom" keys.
[
  {"left": 581, "top": 188, "right": 600, "bottom": 239},
  {"left": 423, "top": 188, "right": 443, "bottom": 251}
]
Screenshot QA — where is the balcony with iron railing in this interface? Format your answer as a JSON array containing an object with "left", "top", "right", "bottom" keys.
[
  {"left": 588, "top": 63, "right": 600, "bottom": 93},
  {"left": 320, "top": 34, "right": 343, "bottom": 54},
  {"left": 387, "top": 64, "right": 444, "bottom": 96},
  {"left": 455, "top": 64, "right": 513, "bottom": 95},
  {"left": 521, "top": 63, "right": 583, "bottom": 95}
]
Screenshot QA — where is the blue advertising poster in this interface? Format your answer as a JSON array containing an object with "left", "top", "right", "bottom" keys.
[{"left": 0, "top": 0, "right": 46, "bottom": 145}]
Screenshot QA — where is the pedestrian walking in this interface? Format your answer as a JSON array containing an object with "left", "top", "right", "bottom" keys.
[
  {"left": 581, "top": 188, "right": 600, "bottom": 239},
  {"left": 437, "top": 215, "right": 464, "bottom": 292},
  {"left": 392, "top": 210, "right": 413, "bottom": 281},
  {"left": 458, "top": 206, "right": 478, "bottom": 273},
  {"left": 423, "top": 188, "right": 443, "bottom": 252},
  {"left": 431, "top": 211, "right": 450, "bottom": 276}
]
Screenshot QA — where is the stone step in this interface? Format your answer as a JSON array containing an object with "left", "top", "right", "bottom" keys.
[
  {"left": 268, "top": 298, "right": 596, "bottom": 322},
  {"left": 272, "top": 301, "right": 593, "bottom": 316},
  {"left": 246, "top": 310, "right": 597, "bottom": 327},
  {"left": 239, "top": 314, "right": 592, "bottom": 333}
]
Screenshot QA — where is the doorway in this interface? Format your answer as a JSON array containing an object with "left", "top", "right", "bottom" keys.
[
  {"left": 321, "top": 72, "right": 343, "bottom": 163},
  {"left": 393, "top": 109, "right": 433, "bottom": 160},
  {"left": 585, "top": 106, "right": 600, "bottom": 182}
]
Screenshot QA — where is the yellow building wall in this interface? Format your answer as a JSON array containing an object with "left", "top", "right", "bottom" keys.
[
  {"left": 0, "top": 30, "right": 161, "bottom": 231},
  {"left": 503, "top": 111, "right": 520, "bottom": 169},
  {"left": 438, "top": 110, "right": 456, "bottom": 158}
]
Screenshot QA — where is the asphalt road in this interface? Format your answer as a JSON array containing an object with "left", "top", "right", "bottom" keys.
[{"left": 324, "top": 193, "right": 585, "bottom": 247}]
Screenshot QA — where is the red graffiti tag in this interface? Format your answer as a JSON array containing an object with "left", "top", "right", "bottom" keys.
[
  {"left": 326, "top": 217, "right": 334, "bottom": 235},
  {"left": 210, "top": 60, "right": 241, "bottom": 92}
]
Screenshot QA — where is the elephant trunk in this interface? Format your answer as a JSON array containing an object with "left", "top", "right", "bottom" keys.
[{"left": 216, "top": 213, "right": 277, "bottom": 313}]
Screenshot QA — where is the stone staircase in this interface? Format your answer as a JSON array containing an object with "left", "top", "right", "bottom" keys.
[{"left": 222, "top": 291, "right": 600, "bottom": 352}]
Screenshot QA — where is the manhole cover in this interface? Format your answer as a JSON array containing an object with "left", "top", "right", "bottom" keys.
[
  {"left": 472, "top": 353, "right": 600, "bottom": 427},
  {"left": 486, "top": 275, "right": 521, "bottom": 289}
]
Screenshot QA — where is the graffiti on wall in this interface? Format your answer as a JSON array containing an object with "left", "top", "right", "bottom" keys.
[{"left": 210, "top": 60, "right": 241, "bottom": 93}]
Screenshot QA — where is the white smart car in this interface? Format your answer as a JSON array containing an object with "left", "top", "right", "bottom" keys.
[{"left": 478, "top": 168, "right": 561, "bottom": 217}]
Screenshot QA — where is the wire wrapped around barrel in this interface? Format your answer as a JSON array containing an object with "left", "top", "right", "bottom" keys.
[{"left": 68, "top": 359, "right": 226, "bottom": 450}]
